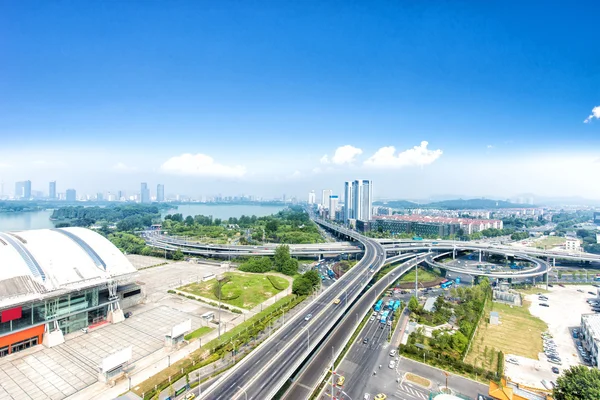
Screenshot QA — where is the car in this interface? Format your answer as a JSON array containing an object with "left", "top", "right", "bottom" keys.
[
  {"left": 388, "top": 360, "right": 396, "bottom": 369},
  {"left": 124, "top": 311, "right": 133, "bottom": 318},
  {"left": 305, "top": 314, "right": 312, "bottom": 321},
  {"left": 540, "top": 303, "right": 549, "bottom": 307},
  {"left": 363, "top": 337, "right": 369, "bottom": 344},
  {"left": 370, "top": 316, "right": 375, "bottom": 322},
  {"left": 363, "top": 395, "right": 371, "bottom": 400},
  {"left": 548, "top": 358, "right": 562, "bottom": 365},
  {"left": 559, "top": 284, "right": 565, "bottom": 288},
  {"left": 184, "top": 394, "right": 196, "bottom": 400},
  {"left": 374, "top": 394, "right": 387, "bottom": 400},
  {"left": 548, "top": 284, "right": 554, "bottom": 287},
  {"left": 387, "top": 320, "right": 392, "bottom": 326},
  {"left": 507, "top": 358, "right": 519, "bottom": 365},
  {"left": 333, "top": 298, "right": 341, "bottom": 305},
  {"left": 389, "top": 349, "right": 397, "bottom": 357},
  {"left": 578, "top": 289, "right": 584, "bottom": 293},
  {"left": 552, "top": 367, "right": 560, "bottom": 374},
  {"left": 336, "top": 375, "right": 345, "bottom": 386},
  {"left": 589, "top": 292, "right": 596, "bottom": 295}
]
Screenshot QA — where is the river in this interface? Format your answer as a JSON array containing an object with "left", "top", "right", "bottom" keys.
[{"left": 0, "top": 204, "right": 286, "bottom": 232}]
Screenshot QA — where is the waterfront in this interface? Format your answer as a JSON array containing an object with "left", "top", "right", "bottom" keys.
[
  {"left": 0, "top": 204, "right": 287, "bottom": 232},
  {"left": 0, "top": 210, "right": 56, "bottom": 231}
]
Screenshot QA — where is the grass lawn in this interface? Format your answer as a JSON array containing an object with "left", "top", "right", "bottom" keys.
[
  {"left": 405, "top": 373, "right": 431, "bottom": 387},
  {"left": 400, "top": 267, "right": 439, "bottom": 283},
  {"left": 184, "top": 326, "right": 213, "bottom": 341},
  {"left": 534, "top": 236, "right": 565, "bottom": 249},
  {"left": 178, "top": 272, "right": 289, "bottom": 309},
  {"left": 465, "top": 300, "right": 547, "bottom": 370}
]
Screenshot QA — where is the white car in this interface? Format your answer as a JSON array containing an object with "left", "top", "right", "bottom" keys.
[
  {"left": 388, "top": 360, "right": 396, "bottom": 369},
  {"left": 389, "top": 349, "right": 397, "bottom": 357},
  {"left": 506, "top": 357, "right": 519, "bottom": 365}
]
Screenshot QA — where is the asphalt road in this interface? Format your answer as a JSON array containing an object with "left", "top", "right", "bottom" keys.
[
  {"left": 199, "top": 222, "right": 386, "bottom": 400},
  {"left": 283, "top": 255, "right": 428, "bottom": 400}
]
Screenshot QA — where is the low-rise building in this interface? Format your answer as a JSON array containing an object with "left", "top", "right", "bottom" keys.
[
  {"left": 565, "top": 237, "right": 581, "bottom": 252},
  {"left": 581, "top": 313, "right": 600, "bottom": 367}
]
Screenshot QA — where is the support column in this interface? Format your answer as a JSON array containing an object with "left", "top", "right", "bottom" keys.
[
  {"left": 42, "top": 321, "right": 65, "bottom": 348},
  {"left": 545, "top": 273, "right": 549, "bottom": 291},
  {"left": 107, "top": 279, "right": 125, "bottom": 324},
  {"left": 479, "top": 250, "right": 482, "bottom": 263}
]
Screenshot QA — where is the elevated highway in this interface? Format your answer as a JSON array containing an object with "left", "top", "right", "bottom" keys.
[{"left": 199, "top": 220, "right": 386, "bottom": 399}]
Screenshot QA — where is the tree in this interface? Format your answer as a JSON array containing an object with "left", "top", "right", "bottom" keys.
[
  {"left": 238, "top": 257, "right": 272, "bottom": 273},
  {"left": 292, "top": 276, "right": 312, "bottom": 296},
  {"left": 185, "top": 215, "right": 195, "bottom": 226},
  {"left": 408, "top": 296, "right": 420, "bottom": 313},
  {"left": 280, "top": 258, "right": 299, "bottom": 276},
  {"left": 304, "top": 270, "right": 321, "bottom": 289},
  {"left": 172, "top": 249, "right": 184, "bottom": 261},
  {"left": 553, "top": 365, "right": 600, "bottom": 399},
  {"left": 274, "top": 245, "right": 291, "bottom": 271}
]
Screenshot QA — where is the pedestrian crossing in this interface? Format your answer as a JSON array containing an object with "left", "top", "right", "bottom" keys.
[{"left": 395, "top": 383, "right": 428, "bottom": 400}]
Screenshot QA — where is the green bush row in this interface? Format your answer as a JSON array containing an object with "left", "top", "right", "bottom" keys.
[{"left": 267, "top": 274, "right": 287, "bottom": 291}]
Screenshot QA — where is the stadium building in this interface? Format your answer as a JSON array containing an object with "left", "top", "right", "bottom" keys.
[{"left": 0, "top": 228, "right": 140, "bottom": 358}]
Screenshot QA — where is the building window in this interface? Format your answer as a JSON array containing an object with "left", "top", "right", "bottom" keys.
[
  {"left": 0, "top": 346, "right": 8, "bottom": 358},
  {"left": 122, "top": 289, "right": 141, "bottom": 298},
  {"left": 9, "top": 336, "right": 38, "bottom": 354}
]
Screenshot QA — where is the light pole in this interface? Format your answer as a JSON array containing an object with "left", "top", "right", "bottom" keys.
[{"left": 306, "top": 327, "right": 310, "bottom": 350}]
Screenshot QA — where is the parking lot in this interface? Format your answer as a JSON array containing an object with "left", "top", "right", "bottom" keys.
[{"left": 504, "top": 284, "right": 597, "bottom": 389}]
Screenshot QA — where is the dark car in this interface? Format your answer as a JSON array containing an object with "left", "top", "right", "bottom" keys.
[
  {"left": 552, "top": 367, "right": 560, "bottom": 374},
  {"left": 589, "top": 292, "right": 596, "bottom": 295},
  {"left": 124, "top": 311, "right": 133, "bottom": 318},
  {"left": 363, "top": 337, "right": 369, "bottom": 344},
  {"left": 559, "top": 284, "right": 565, "bottom": 288},
  {"left": 548, "top": 284, "right": 554, "bottom": 287},
  {"left": 540, "top": 303, "right": 550, "bottom": 307}
]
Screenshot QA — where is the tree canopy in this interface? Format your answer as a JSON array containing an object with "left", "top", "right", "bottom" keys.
[{"left": 553, "top": 365, "right": 600, "bottom": 400}]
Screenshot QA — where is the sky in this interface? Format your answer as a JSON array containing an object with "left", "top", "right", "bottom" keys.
[{"left": 1, "top": 1, "right": 599, "bottom": 201}]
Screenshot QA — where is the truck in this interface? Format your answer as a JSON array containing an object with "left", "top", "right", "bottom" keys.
[{"left": 412, "top": 236, "right": 423, "bottom": 241}]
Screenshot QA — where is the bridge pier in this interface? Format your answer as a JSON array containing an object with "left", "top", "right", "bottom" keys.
[
  {"left": 479, "top": 250, "right": 482, "bottom": 263},
  {"left": 453, "top": 246, "right": 456, "bottom": 260}
]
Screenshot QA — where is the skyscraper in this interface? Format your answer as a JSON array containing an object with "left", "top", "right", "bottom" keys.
[
  {"left": 49, "top": 181, "right": 56, "bottom": 199},
  {"left": 343, "top": 181, "right": 353, "bottom": 223},
  {"left": 329, "top": 195, "right": 339, "bottom": 220},
  {"left": 140, "top": 182, "right": 150, "bottom": 203},
  {"left": 351, "top": 179, "right": 373, "bottom": 222},
  {"left": 15, "top": 180, "right": 31, "bottom": 199},
  {"left": 321, "top": 189, "right": 332, "bottom": 208},
  {"left": 117, "top": 190, "right": 125, "bottom": 201},
  {"left": 308, "top": 190, "right": 316, "bottom": 205},
  {"left": 66, "top": 189, "right": 77, "bottom": 202},
  {"left": 157, "top": 184, "right": 165, "bottom": 202},
  {"left": 96, "top": 192, "right": 104, "bottom": 201},
  {"left": 360, "top": 179, "right": 373, "bottom": 221}
]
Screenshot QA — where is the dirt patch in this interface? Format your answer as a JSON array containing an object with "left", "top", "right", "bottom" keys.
[
  {"left": 405, "top": 372, "right": 431, "bottom": 387},
  {"left": 397, "top": 278, "right": 444, "bottom": 289}
]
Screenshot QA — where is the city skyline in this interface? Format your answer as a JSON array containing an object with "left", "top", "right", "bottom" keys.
[{"left": 0, "top": 3, "right": 598, "bottom": 199}]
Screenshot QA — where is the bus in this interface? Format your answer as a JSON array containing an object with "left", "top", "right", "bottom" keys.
[
  {"left": 412, "top": 236, "right": 423, "bottom": 241},
  {"left": 374, "top": 299, "right": 383, "bottom": 312},
  {"left": 201, "top": 311, "right": 215, "bottom": 321},
  {"left": 441, "top": 280, "right": 454, "bottom": 289},
  {"left": 387, "top": 300, "right": 394, "bottom": 310},
  {"left": 393, "top": 300, "right": 401, "bottom": 311}
]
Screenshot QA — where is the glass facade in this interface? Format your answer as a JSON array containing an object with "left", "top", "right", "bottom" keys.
[{"left": 0, "top": 286, "right": 111, "bottom": 337}]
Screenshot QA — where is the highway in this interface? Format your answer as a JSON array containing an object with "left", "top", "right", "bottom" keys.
[
  {"left": 198, "top": 220, "right": 387, "bottom": 399},
  {"left": 282, "top": 254, "right": 428, "bottom": 400}
]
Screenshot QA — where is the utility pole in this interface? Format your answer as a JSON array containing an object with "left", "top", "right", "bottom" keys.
[
  {"left": 331, "top": 346, "right": 336, "bottom": 400},
  {"left": 415, "top": 263, "right": 418, "bottom": 298},
  {"left": 217, "top": 275, "right": 224, "bottom": 338}
]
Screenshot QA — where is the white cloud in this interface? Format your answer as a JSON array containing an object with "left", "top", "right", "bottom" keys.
[
  {"left": 364, "top": 141, "right": 443, "bottom": 168},
  {"left": 289, "top": 170, "right": 302, "bottom": 179},
  {"left": 312, "top": 167, "right": 322, "bottom": 174},
  {"left": 160, "top": 153, "right": 246, "bottom": 178},
  {"left": 112, "top": 162, "right": 138, "bottom": 172},
  {"left": 32, "top": 160, "right": 67, "bottom": 168},
  {"left": 584, "top": 106, "right": 600, "bottom": 123},
  {"left": 320, "top": 145, "right": 363, "bottom": 165},
  {"left": 487, "top": 144, "right": 494, "bottom": 149}
]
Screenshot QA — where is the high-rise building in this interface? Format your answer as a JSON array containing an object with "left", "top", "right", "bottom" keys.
[
  {"left": 66, "top": 189, "right": 77, "bottom": 202},
  {"left": 117, "top": 190, "right": 125, "bottom": 201},
  {"left": 329, "top": 195, "right": 339, "bottom": 220},
  {"left": 361, "top": 179, "right": 373, "bottom": 221},
  {"left": 343, "top": 181, "right": 353, "bottom": 223},
  {"left": 96, "top": 192, "right": 104, "bottom": 201},
  {"left": 321, "top": 189, "right": 332, "bottom": 208},
  {"left": 157, "top": 184, "right": 165, "bottom": 202},
  {"left": 308, "top": 190, "right": 316, "bottom": 205},
  {"left": 15, "top": 180, "right": 31, "bottom": 199},
  {"left": 49, "top": 181, "right": 56, "bottom": 199},
  {"left": 351, "top": 179, "right": 372, "bottom": 221},
  {"left": 140, "top": 182, "right": 150, "bottom": 203}
]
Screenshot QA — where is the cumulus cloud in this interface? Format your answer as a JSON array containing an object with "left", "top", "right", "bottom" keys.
[
  {"left": 320, "top": 145, "right": 363, "bottom": 165},
  {"left": 584, "top": 106, "right": 600, "bottom": 123},
  {"left": 487, "top": 144, "right": 494, "bottom": 149},
  {"left": 160, "top": 153, "right": 246, "bottom": 178},
  {"left": 364, "top": 141, "right": 443, "bottom": 168},
  {"left": 112, "top": 162, "right": 138, "bottom": 172}
]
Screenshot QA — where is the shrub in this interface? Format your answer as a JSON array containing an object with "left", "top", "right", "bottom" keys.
[{"left": 267, "top": 275, "right": 287, "bottom": 291}]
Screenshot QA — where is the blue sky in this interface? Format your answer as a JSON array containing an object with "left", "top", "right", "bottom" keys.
[{"left": 1, "top": 1, "right": 599, "bottom": 200}]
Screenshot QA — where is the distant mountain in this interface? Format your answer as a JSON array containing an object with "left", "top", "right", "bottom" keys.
[
  {"left": 373, "top": 198, "right": 525, "bottom": 210},
  {"left": 373, "top": 200, "right": 419, "bottom": 209},
  {"left": 426, "top": 198, "right": 524, "bottom": 209}
]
